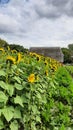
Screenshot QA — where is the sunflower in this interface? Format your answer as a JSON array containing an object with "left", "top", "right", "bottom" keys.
[
  {"left": 28, "top": 74, "right": 35, "bottom": 83},
  {"left": 17, "top": 53, "right": 22, "bottom": 63},
  {"left": 36, "top": 55, "right": 41, "bottom": 61},
  {"left": 6, "top": 56, "right": 16, "bottom": 64},
  {"left": 0, "top": 48, "right": 5, "bottom": 53},
  {"left": 45, "top": 70, "right": 48, "bottom": 76},
  {"left": 11, "top": 49, "right": 17, "bottom": 54},
  {"left": 7, "top": 46, "right": 10, "bottom": 51},
  {"left": 44, "top": 60, "right": 48, "bottom": 66}
]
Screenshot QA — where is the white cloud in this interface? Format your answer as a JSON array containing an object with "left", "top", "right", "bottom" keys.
[{"left": 0, "top": 0, "right": 73, "bottom": 48}]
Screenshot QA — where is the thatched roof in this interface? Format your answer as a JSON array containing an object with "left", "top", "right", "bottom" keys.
[{"left": 29, "top": 47, "right": 64, "bottom": 62}]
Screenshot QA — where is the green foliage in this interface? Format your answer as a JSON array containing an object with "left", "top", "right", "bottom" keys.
[
  {"left": 2, "top": 106, "right": 14, "bottom": 122},
  {"left": 9, "top": 44, "right": 28, "bottom": 53},
  {"left": 0, "top": 38, "right": 8, "bottom": 49},
  {"left": 61, "top": 48, "right": 72, "bottom": 63},
  {"left": 55, "top": 66, "right": 72, "bottom": 87},
  {"left": 0, "top": 45, "right": 73, "bottom": 130},
  {"left": 0, "top": 57, "right": 57, "bottom": 130},
  {"left": 41, "top": 66, "right": 73, "bottom": 130},
  {"left": 68, "top": 44, "right": 73, "bottom": 51},
  {"left": 54, "top": 66, "right": 73, "bottom": 104},
  {"left": 10, "top": 120, "right": 18, "bottom": 130},
  {"left": 65, "top": 65, "right": 73, "bottom": 77}
]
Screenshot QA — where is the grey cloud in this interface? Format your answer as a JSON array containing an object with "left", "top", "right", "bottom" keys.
[
  {"left": 47, "top": 0, "right": 68, "bottom": 7},
  {"left": 0, "top": 0, "right": 73, "bottom": 49},
  {"left": 0, "top": 0, "right": 10, "bottom": 4},
  {"left": 35, "top": 6, "right": 61, "bottom": 19},
  {"left": 34, "top": 0, "right": 73, "bottom": 19},
  {"left": 65, "top": 2, "right": 73, "bottom": 16},
  {"left": 0, "top": 26, "right": 14, "bottom": 34},
  {"left": 0, "top": 23, "right": 20, "bottom": 34},
  {"left": 0, "top": 13, "right": 21, "bottom": 35},
  {"left": 0, "top": 0, "right": 33, "bottom": 35}
]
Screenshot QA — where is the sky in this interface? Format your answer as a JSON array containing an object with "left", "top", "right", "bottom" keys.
[{"left": 0, "top": 0, "right": 73, "bottom": 48}]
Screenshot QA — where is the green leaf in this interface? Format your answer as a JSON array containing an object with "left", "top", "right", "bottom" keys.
[
  {"left": 6, "top": 84, "right": 14, "bottom": 97},
  {"left": 69, "top": 84, "right": 73, "bottom": 92},
  {"left": 23, "top": 114, "right": 30, "bottom": 123},
  {"left": 14, "top": 83, "right": 24, "bottom": 90},
  {"left": 31, "top": 105, "right": 39, "bottom": 114},
  {"left": 2, "top": 106, "right": 14, "bottom": 122},
  {"left": 0, "top": 70, "right": 6, "bottom": 77},
  {"left": 0, "top": 81, "right": 6, "bottom": 89},
  {"left": 36, "top": 92, "right": 42, "bottom": 100},
  {"left": 0, "top": 120, "right": 4, "bottom": 129},
  {"left": 50, "top": 81, "right": 56, "bottom": 89},
  {"left": 13, "top": 76, "right": 21, "bottom": 84},
  {"left": 0, "top": 82, "right": 14, "bottom": 96},
  {"left": 36, "top": 115, "right": 41, "bottom": 122},
  {"left": 11, "top": 64, "right": 17, "bottom": 70},
  {"left": 14, "top": 107, "right": 21, "bottom": 119},
  {"left": 14, "top": 95, "right": 24, "bottom": 107},
  {"left": 60, "top": 124, "right": 66, "bottom": 130},
  {"left": 0, "top": 91, "right": 8, "bottom": 104},
  {"left": 0, "top": 109, "right": 2, "bottom": 116},
  {"left": 31, "top": 121, "right": 37, "bottom": 130},
  {"left": 37, "top": 86, "right": 45, "bottom": 93},
  {"left": 59, "top": 102, "right": 64, "bottom": 111},
  {"left": 10, "top": 120, "right": 19, "bottom": 130},
  {"left": 21, "top": 95, "right": 28, "bottom": 103}
]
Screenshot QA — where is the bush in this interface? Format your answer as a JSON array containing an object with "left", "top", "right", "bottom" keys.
[
  {"left": 41, "top": 67, "right": 73, "bottom": 129},
  {"left": 54, "top": 66, "right": 73, "bottom": 87},
  {"left": 61, "top": 48, "right": 72, "bottom": 64}
]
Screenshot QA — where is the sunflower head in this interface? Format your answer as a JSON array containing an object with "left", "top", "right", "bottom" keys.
[
  {"left": 0, "top": 48, "right": 5, "bottom": 53},
  {"left": 44, "top": 60, "right": 48, "bottom": 66},
  {"left": 7, "top": 46, "right": 10, "bottom": 51},
  {"left": 45, "top": 70, "right": 48, "bottom": 76},
  {"left": 17, "top": 53, "right": 22, "bottom": 63},
  {"left": 28, "top": 74, "right": 35, "bottom": 83},
  {"left": 6, "top": 56, "right": 16, "bottom": 65},
  {"left": 36, "top": 55, "right": 41, "bottom": 61},
  {"left": 11, "top": 49, "right": 17, "bottom": 54}
]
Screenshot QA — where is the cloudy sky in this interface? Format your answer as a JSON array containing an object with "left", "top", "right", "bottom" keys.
[{"left": 0, "top": 0, "right": 73, "bottom": 48}]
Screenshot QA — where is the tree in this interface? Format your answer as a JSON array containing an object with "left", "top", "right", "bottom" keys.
[
  {"left": 61, "top": 48, "right": 72, "bottom": 64},
  {"left": 9, "top": 44, "right": 28, "bottom": 53},
  {"left": 68, "top": 44, "right": 73, "bottom": 51},
  {"left": 68, "top": 44, "right": 73, "bottom": 56},
  {"left": 0, "top": 38, "right": 8, "bottom": 49}
]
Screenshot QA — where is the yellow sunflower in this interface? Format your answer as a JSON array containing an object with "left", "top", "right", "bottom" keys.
[
  {"left": 6, "top": 56, "right": 16, "bottom": 64},
  {"left": 45, "top": 70, "right": 48, "bottom": 76},
  {"left": 44, "top": 60, "right": 48, "bottom": 66},
  {"left": 17, "top": 53, "right": 22, "bottom": 63},
  {"left": 7, "top": 46, "right": 10, "bottom": 51},
  {"left": 28, "top": 74, "right": 35, "bottom": 83},
  {"left": 0, "top": 48, "right": 5, "bottom": 53},
  {"left": 36, "top": 55, "right": 41, "bottom": 61},
  {"left": 11, "top": 49, "right": 17, "bottom": 54}
]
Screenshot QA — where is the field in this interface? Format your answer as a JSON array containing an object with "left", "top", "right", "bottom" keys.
[{"left": 0, "top": 47, "right": 73, "bottom": 130}]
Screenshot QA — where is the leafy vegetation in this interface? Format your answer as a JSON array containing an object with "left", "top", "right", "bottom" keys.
[
  {"left": 61, "top": 48, "right": 72, "bottom": 64},
  {"left": 65, "top": 65, "right": 73, "bottom": 77},
  {"left": 0, "top": 43, "right": 73, "bottom": 130},
  {"left": 61, "top": 43, "right": 73, "bottom": 64}
]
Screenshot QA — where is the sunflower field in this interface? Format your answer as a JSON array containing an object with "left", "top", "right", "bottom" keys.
[{"left": 0, "top": 47, "right": 73, "bottom": 130}]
